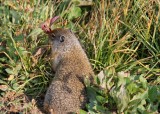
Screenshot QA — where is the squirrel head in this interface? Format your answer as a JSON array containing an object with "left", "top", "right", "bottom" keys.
[
  {"left": 49, "top": 29, "right": 82, "bottom": 71},
  {"left": 41, "top": 16, "right": 80, "bottom": 55},
  {"left": 48, "top": 28, "right": 80, "bottom": 55},
  {"left": 41, "top": 16, "right": 82, "bottom": 70}
]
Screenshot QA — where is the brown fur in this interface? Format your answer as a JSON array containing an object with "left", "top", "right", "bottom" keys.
[{"left": 44, "top": 28, "right": 94, "bottom": 114}]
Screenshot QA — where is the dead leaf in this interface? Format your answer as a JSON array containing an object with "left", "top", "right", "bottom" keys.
[
  {"left": 8, "top": 75, "right": 14, "bottom": 81},
  {"left": 31, "top": 56, "right": 37, "bottom": 67},
  {"left": 34, "top": 48, "right": 43, "bottom": 57},
  {"left": 32, "top": 47, "right": 46, "bottom": 67},
  {"left": 97, "top": 70, "right": 106, "bottom": 89},
  {"left": 0, "top": 85, "right": 8, "bottom": 91},
  {"left": 31, "top": 99, "right": 36, "bottom": 106},
  {"left": 25, "top": 4, "right": 34, "bottom": 13},
  {"left": 77, "top": 0, "right": 93, "bottom": 6},
  {"left": 117, "top": 71, "right": 130, "bottom": 77}
]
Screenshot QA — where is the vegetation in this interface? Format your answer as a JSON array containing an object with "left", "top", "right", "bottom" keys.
[{"left": 0, "top": 0, "right": 160, "bottom": 113}]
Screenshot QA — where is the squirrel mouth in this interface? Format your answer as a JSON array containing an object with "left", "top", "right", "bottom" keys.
[{"left": 41, "top": 16, "right": 59, "bottom": 34}]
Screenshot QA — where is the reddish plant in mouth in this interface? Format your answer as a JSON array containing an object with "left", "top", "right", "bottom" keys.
[{"left": 41, "top": 16, "right": 59, "bottom": 34}]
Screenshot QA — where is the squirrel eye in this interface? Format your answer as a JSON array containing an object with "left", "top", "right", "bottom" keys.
[{"left": 59, "top": 35, "right": 65, "bottom": 42}]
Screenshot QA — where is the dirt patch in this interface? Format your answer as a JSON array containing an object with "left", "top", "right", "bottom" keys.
[{"left": 0, "top": 90, "right": 45, "bottom": 114}]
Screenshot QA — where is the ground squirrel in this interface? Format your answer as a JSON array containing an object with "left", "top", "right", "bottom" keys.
[{"left": 43, "top": 28, "right": 94, "bottom": 114}]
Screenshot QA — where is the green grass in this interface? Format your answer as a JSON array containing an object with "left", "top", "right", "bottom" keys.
[{"left": 0, "top": 0, "right": 160, "bottom": 113}]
